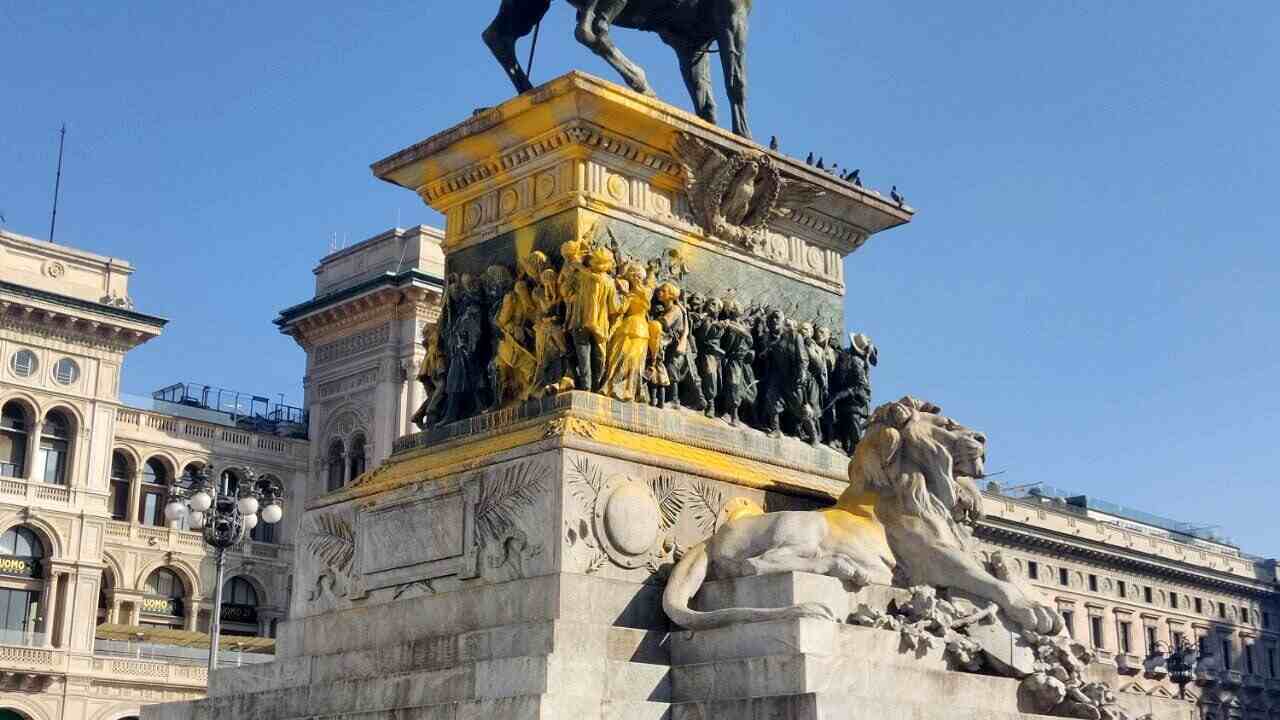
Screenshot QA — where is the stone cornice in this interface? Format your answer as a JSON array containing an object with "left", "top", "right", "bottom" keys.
[
  {"left": 0, "top": 298, "right": 160, "bottom": 352},
  {"left": 978, "top": 520, "right": 1277, "bottom": 599},
  {"left": 276, "top": 270, "right": 442, "bottom": 330},
  {"left": 0, "top": 279, "right": 165, "bottom": 327},
  {"left": 373, "top": 70, "right": 910, "bottom": 262}
]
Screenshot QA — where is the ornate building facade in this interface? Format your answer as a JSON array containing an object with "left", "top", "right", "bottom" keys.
[
  {"left": 978, "top": 487, "right": 1280, "bottom": 718},
  {"left": 274, "top": 225, "right": 444, "bottom": 507},
  {"left": 1, "top": 223, "right": 1274, "bottom": 720},
  {"left": 0, "top": 229, "right": 308, "bottom": 720}
]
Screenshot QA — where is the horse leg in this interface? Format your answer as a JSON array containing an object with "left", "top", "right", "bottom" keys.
[
  {"left": 715, "top": 1, "right": 752, "bottom": 138},
  {"left": 483, "top": 0, "right": 552, "bottom": 94},
  {"left": 574, "top": 0, "right": 656, "bottom": 96},
  {"left": 664, "top": 35, "right": 717, "bottom": 124}
]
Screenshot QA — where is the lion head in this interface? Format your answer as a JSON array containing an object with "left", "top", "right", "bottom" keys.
[{"left": 846, "top": 396, "right": 987, "bottom": 526}]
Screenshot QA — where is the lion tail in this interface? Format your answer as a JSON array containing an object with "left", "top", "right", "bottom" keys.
[{"left": 663, "top": 542, "right": 834, "bottom": 631}]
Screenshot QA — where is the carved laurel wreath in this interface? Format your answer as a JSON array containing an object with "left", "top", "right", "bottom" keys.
[{"left": 702, "top": 154, "right": 779, "bottom": 248}]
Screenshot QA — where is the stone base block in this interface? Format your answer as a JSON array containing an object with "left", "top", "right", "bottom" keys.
[{"left": 692, "top": 573, "right": 909, "bottom": 626}]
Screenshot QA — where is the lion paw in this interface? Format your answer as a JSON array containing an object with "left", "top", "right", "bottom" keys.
[{"left": 1007, "top": 599, "right": 1063, "bottom": 635}]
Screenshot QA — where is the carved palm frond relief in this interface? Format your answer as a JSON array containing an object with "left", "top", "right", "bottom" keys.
[
  {"left": 688, "top": 481, "right": 725, "bottom": 535},
  {"left": 648, "top": 475, "right": 692, "bottom": 530},
  {"left": 475, "top": 461, "right": 546, "bottom": 544},
  {"left": 306, "top": 513, "right": 355, "bottom": 575}
]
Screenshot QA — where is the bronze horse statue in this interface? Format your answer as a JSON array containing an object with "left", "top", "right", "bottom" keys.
[{"left": 483, "top": 0, "right": 754, "bottom": 138}]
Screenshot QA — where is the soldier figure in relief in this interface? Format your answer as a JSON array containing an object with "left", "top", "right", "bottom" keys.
[
  {"left": 600, "top": 261, "right": 654, "bottom": 402},
  {"left": 718, "top": 297, "right": 756, "bottom": 426},
  {"left": 653, "top": 282, "right": 704, "bottom": 412},
  {"left": 564, "top": 247, "right": 622, "bottom": 393},
  {"left": 695, "top": 296, "right": 726, "bottom": 419},
  {"left": 441, "top": 274, "right": 486, "bottom": 424}
]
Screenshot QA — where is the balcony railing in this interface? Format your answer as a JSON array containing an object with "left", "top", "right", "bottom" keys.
[
  {"left": 114, "top": 407, "right": 307, "bottom": 459},
  {"left": 103, "top": 520, "right": 289, "bottom": 560},
  {"left": 95, "top": 639, "right": 272, "bottom": 668},
  {"left": 0, "top": 477, "right": 75, "bottom": 505},
  {"left": 0, "top": 629, "right": 49, "bottom": 648}
]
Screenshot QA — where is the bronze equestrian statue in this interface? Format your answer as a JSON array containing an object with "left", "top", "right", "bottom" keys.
[{"left": 483, "top": 0, "right": 754, "bottom": 138}]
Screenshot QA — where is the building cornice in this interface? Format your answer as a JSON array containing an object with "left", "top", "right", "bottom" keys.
[
  {"left": 0, "top": 279, "right": 165, "bottom": 328},
  {"left": 275, "top": 269, "right": 442, "bottom": 334},
  {"left": 978, "top": 519, "right": 1277, "bottom": 599}
]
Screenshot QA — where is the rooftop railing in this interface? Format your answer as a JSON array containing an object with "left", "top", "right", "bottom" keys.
[
  {"left": 987, "top": 482, "right": 1236, "bottom": 548},
  {"left": 152, "top": 382, "right": 307, "bottom": 433}
]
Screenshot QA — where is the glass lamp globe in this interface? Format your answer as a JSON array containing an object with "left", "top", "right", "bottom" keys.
[
  {"left": 237, "top": 495, "right": 260, "bottom": 516},
  {"left": 241, "top": 513, "right": 259, "bottom": 531},
  {"left": 260, "top": 503, "right": 284, "bottom": 524},
  {"left": 189, "top": 511, "right": 206, "bottom": 529},
  {"left": 189, "top": 490, "right": 212, "bottom": 512},
  {"left": 164, "top": 500, "right": 187, "bottom": 522}
]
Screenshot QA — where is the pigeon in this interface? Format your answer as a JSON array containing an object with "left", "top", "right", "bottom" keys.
[
  {"left": 890, "top": 185, "right": 904, "bottom": 206},
  {"left": 769, "top": 135, "right": 779, "bottom": 151},
  {"left": 847, "top": 169, "right": 862, "bottom": 187},
  {"left": 816, "top": 157, "right": 825, "bottom": 170},
  {"left": 805, "top": 152, "right": 814, "bottom": 165}
]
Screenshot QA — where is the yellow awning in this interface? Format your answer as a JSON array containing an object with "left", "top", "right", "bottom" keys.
[{"left": 94, "top": 623, "right": 275, "bottom": 654}]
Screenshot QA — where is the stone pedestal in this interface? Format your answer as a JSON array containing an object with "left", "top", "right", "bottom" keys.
[
  {"left": 143, "top": 73, "right": 1188, "bottom": 720},
  {"left": 144, "top": 392, "right": 854, "bottom": 720}
]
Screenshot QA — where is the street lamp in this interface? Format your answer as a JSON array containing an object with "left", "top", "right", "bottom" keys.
[
  {"left": 164, "top": 464, "right": 284, "bottom": 676},
  {"left": 1166, "top": 638, "right": 1199, "bottom": 700}
]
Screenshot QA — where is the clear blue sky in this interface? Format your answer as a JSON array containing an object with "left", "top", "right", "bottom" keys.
[{"left": 3, "top": 3, "right": 1277, "bottom": 553}]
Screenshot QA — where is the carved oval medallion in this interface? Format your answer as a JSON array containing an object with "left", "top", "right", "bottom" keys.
[
  {"left": 535, "top": 172, "right": 556, "bottom": 202},
  {"left": 593, "top": 475, "right": 662, "bottom": 568},
  {"left": 500, "top": 188, "right": 519, "bottom": 216},
  {"left": 604, "top": 482, "right": 660, "bottom": 554},
  {"left": 606, "top": 174, "right": 628, "bottom": 203},
  {"left": 463, "top": 203, "right": 483, "bottom": 230}
]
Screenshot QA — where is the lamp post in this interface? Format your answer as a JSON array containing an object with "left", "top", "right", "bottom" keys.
[
  {"left": 164, "top": 465, "right": 284, "bottom": 677},
  {"left": 1166, "top": 638, "right": 1198, "bottom": 700}
]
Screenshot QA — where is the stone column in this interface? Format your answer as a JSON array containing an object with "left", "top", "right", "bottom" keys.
[
  {"left": 127, "top": 467, "right": 143, "bottom": 523},
  {"left": 56, "top": 571, "right": 77, "bottom": 649},
  {"left": 41, "top": 568, "right": 61, "bottom": 647},
  {"left": 183, "top": 599, "right": 200, "bottom": 632}
]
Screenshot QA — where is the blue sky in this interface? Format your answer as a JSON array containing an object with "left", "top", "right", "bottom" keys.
[{"left": 3, "top": 3, "right": 1277, "bottom": 552}]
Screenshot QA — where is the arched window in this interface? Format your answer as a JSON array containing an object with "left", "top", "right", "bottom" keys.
[
  {"left": 0, "top": 526, "right": 47, "bottom": 645},
  {"left": 348, "top": 434, "right": 367, "bottom": 481},
  {"left": 38, "top": 411, "right": 71, "bottom": 485},
  {"left": 220, "top": 576, "right": 261, "bottom": 636},
  {"left": 180, "top": 462, "right": 204, "bottom": 484},
  {"left": 109, "top": 451, "right": 133, "bottom": 521},
  {"left": 0, "top": 402, "right": 30, "bottom": 479},
  {"left": 326, "top": 440, "right": 345, "bottom": 492},
  {"left": 219, "top": 469, "right": 241, "bottom": 496},
  {"left": 139, "top": 458, "right": 171, "bottom": 527},
  {"left": 141, "top": 568, "right": 185, "bottom": 627}
]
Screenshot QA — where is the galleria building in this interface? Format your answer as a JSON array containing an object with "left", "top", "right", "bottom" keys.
[{"left": 0, "top": 224, "right": 1275, "bottom": 720}]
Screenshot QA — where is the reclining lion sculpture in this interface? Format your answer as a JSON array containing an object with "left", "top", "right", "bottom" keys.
[{"left": 663, "top": 396, "right": 1062, "bottom": 635}]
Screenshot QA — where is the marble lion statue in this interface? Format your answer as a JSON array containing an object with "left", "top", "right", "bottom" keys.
[{"left": 663, "top": 396, "right": 1061, "bottom": 635}]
